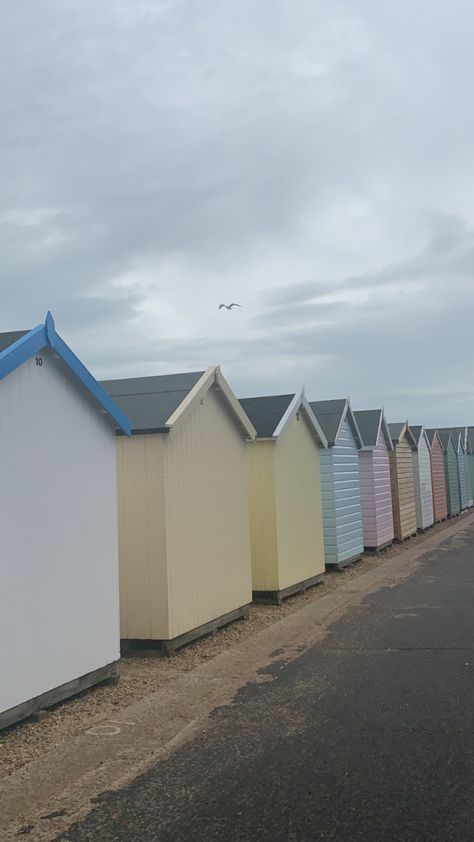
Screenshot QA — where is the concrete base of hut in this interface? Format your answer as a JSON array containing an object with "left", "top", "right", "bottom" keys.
[
  {"left": 0, "top": 662, "right": 118, "bottom": 731},
  {"left": 364, "top": 539, "right": 393, "bottom": 554},
  {"left": 394, "top": 531, "right": 418, "bottom": 543},
  {"left": 325, "top": 553, "right": 363, "bottom": 572},
  {"left": 121, "top": 604, "right": 250, "bottom": 657},
  {"left": 252, "top": 573, "right": 324, "bottom": 605}
]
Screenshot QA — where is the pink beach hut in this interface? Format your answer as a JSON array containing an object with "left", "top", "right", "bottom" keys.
[{"left": 354, "top": 409, "right": 395, "bottom": 551}]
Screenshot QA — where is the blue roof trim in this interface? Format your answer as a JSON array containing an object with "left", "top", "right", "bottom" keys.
[
  {"left": 0, "top": 312, "right": 131, "bottom": 436},
  {"left": 0, "top": 324, "right": 47, "bottom": 380}
]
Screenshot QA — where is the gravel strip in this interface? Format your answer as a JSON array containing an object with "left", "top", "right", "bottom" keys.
[{"left": 0, "top": 515, "right": 466, "bottom": 779}]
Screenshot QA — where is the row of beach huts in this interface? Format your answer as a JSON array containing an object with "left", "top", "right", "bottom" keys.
[{"left": 1, "top": 313, "right": 473, "bottom": 729}]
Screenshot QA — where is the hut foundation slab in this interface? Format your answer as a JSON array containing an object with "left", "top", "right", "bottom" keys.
[
  {"left": 122, "top": 604, "right": 250, "bottom": 656},
  {"left": 252, "top": 573, "right": 324, "bottom": 605},
  {"left": 0, "top": 663, "right": 118, "bottom": 731},
  {"left": 364, "top": 540, "right": 393, "bottom": 554},
  {"left": 325, "top": 553, "right": 363, "bottom": 571}
]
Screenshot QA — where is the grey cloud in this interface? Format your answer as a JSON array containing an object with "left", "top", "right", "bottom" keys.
[
  {"left": 1, "top": 2, "right": 474, "bottom": 424},
  {"left": 267, "top": 212, "right": 474, "bottom": 312}
]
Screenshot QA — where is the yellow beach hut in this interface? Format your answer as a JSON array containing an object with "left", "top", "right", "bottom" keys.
[
  {"left": 103, "top": 366, "right": 256, "bottom": 653},
  {"left": 239, "top": 390, "right": 328, "bottom": 603}
]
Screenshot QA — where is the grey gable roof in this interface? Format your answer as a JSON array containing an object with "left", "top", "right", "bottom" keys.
[
  {"left": 354, "top": 409, "right": 382, "bottom": 448},
  {"left": 238, "top": 394, "right": 294, "bottom": 438},
  {"left": 388, "top": 422, "right": 405, "bottom": 443},
  {"left": 410, "top": 425, "right": 423, "bottom": 446},
  {"left": 467, "top": 427, "right": 474, "bottom": 453},
  {"left": 101, "top": 371, "right": 205, "bottom": 432},
  {"left": 425, "top": 428, "right": 439, "bottom": 447},
  {"left": 309, "top": 399, "right": 347, "bottom": 446},
  {"left": 0, "top": 330, "right": 29, "bottom": 353},
  {"left": 437, "top": 426, "right": 465, "bottom": 449},
  {"left": 437, "top": 430, "right": 453, "bottom": 452}
]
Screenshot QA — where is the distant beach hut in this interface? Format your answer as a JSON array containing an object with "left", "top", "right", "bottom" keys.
[
  {"left": 425, "top": 429, "right": 448, "bottom": 523},
  {"left": 388, "top": 422, "right": 417, "bottom": 540},
  {"left": 437, "top": 431, "right": 461, "bottom": 517},
  {"left": 410, "top": 426, "right": 435, "bottom": 530},
  {"left": 310, "top": 399, "right": 364, "bottom": 569},
  {"left": 466, "top": 427, "right": 474, "bottom": 503},
  {"left": 354, "top": 409, "right": 394, "bottom": 551},
  {"left": 438, "top": 427, "right": 472, "bottom": 509},
  {"left": 239, "top": 390, "right": 327, "bottom": 602}
]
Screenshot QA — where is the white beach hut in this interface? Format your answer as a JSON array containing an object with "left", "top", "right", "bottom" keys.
[{"left": 0, "top": 313, "right": 130, "bottom": 730}]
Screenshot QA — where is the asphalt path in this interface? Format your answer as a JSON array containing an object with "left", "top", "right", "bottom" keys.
[{"left": 57, "top": 525, "right": 474, "bottom": 842}]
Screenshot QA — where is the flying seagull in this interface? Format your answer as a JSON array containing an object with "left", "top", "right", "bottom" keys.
[{"left": 219, "top": 303, "right": 241, "bottom": 310}]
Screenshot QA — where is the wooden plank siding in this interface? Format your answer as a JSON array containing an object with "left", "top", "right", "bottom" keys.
[
  {"left": 389, "top": 438, "right": 417, "bottom": 540},
  {"left": 412, "top": 434, "right": 434, "bottom": 530},
  {"left": 273, "top": 412, "right": 325, "bottom": 591},
  {"left": 467, "top": 453, "right": 474, "bottom": 506},
  {"left": 247, "top": 412, "right": 325, "bottom": 597},
  {"left": 320, "top": 417, "right": 364, "bottom": 565},
  {"left": 430, "top": 434, "right": 448, "bottom": 522},
  {"left": 358, "top": 431, "right": 394, "bottom": 549},
  {"left": 456, "top": 445, "right": 469, "bottom": 511},
  {"left": 117, "top": 385, "right": 252, "bottom": 643},
  {"left": 445, "top": 440, "right": 461, "bottom": 516},
  {"left": 464, "top": 451, "right": 473, "bottom": 506}
]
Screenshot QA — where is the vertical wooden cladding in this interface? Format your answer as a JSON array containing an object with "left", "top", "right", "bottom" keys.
[
  {"left": 466, "top": 428, "right": 474, "bottom": 502},
  {"left": 245, "top": 400, "right": 326, "bottom": 597},
  {"left": 456, "top": 440, "right": 469, "bottom": 511},
  {"left": 443, "top": 437, "right": 461, "bottom": 516},
  {"left": 0, "top": 340, "right": 121, "bottom": 728},
  {"left": 428, "top": 432, "right": 448, "bottom": 523},
  {"left": 164, "top": 387, "right": 252, "bottom": 640},
  {"left": 116, "top": 378, "right": 253, "bottom": 644},
  {"left": 389, "top": 436, "right": 417, "bottom": 540}
]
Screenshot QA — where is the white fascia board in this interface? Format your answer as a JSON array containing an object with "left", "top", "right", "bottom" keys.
[
  {"left": 272, "top": 389, "right": 328, "bottom": 447},
  {"left": 381, "top": 412, "right": 394, "bottom": 450},
  {"left": 215, "top": 367, "right": 257, "bottom": 441},
  {"left": 165, "top": 366, "right": 216, "bottom": 427},
  {"left": 272, "top": 390, "right": 302, "bottom": 438},
  {"left": 345, "top": 401, "right": 364, "bottom": 449}
]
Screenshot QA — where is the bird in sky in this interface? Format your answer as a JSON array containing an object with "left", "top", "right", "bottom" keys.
[{"left": 218, "top": 303, "right": 241, "bottom": 310}]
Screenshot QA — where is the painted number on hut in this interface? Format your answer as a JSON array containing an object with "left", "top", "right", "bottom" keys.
[{"left": 35, "top": 357, "right": 43, "bottom": 367}]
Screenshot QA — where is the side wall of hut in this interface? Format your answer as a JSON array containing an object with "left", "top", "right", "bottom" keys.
[
  {"left": 358, "top": 449, "right": 377, "bottom": 547},
  {"left": 117, "top": 434, "right": 168, "bottom": 640},
  {"left": 320, "top": 417, "right": 363, "bottom": 564},
  {"left": 430, "top": 437, "right": 448, "bottom": 522},
  {"left": 413, "top": 437, "right": 434, "bottom": 530},
  {"left": 467, "top": 454, "right": 474, "bottom": 505},
  {"left": 1, "top": 352, "right": 120, "bottom": 717},
  {"left": 358, "top": 431, "right": 393, "bottom": 549},
  {"left": 445, "top": 444, "right": 461, "bottom": 516},
  {"left": 389, "top": 439, "right": 417, "bottom": 539},
  {"left": 457, "top": 448, "right": 469, "bottom": 510},
  {"left": 372, "top": 431, "right": 394, "bottom": 547},
  {"left": 247, "top": 441, "right": 278, "bottom": 593},
  {"left": 164, "top": 386, "right": 252, "bottom": 640},
  {"left": 274, "top": 414, "right": 325, "bottom": 590},
  {"left": 464, "top": 452, "right": 473, "bottom": 506}
]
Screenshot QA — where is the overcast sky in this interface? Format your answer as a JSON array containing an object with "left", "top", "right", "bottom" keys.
[{"left": 1, "top": 1, "right": 474, "bottom": 424}]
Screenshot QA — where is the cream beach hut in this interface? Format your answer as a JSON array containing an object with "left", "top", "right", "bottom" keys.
[
  {"left": 103, "top": 367, "right": 256, "bottom": 652},
  {"left": 239, "top": 390, "right": 327, "bottom": 602}
]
